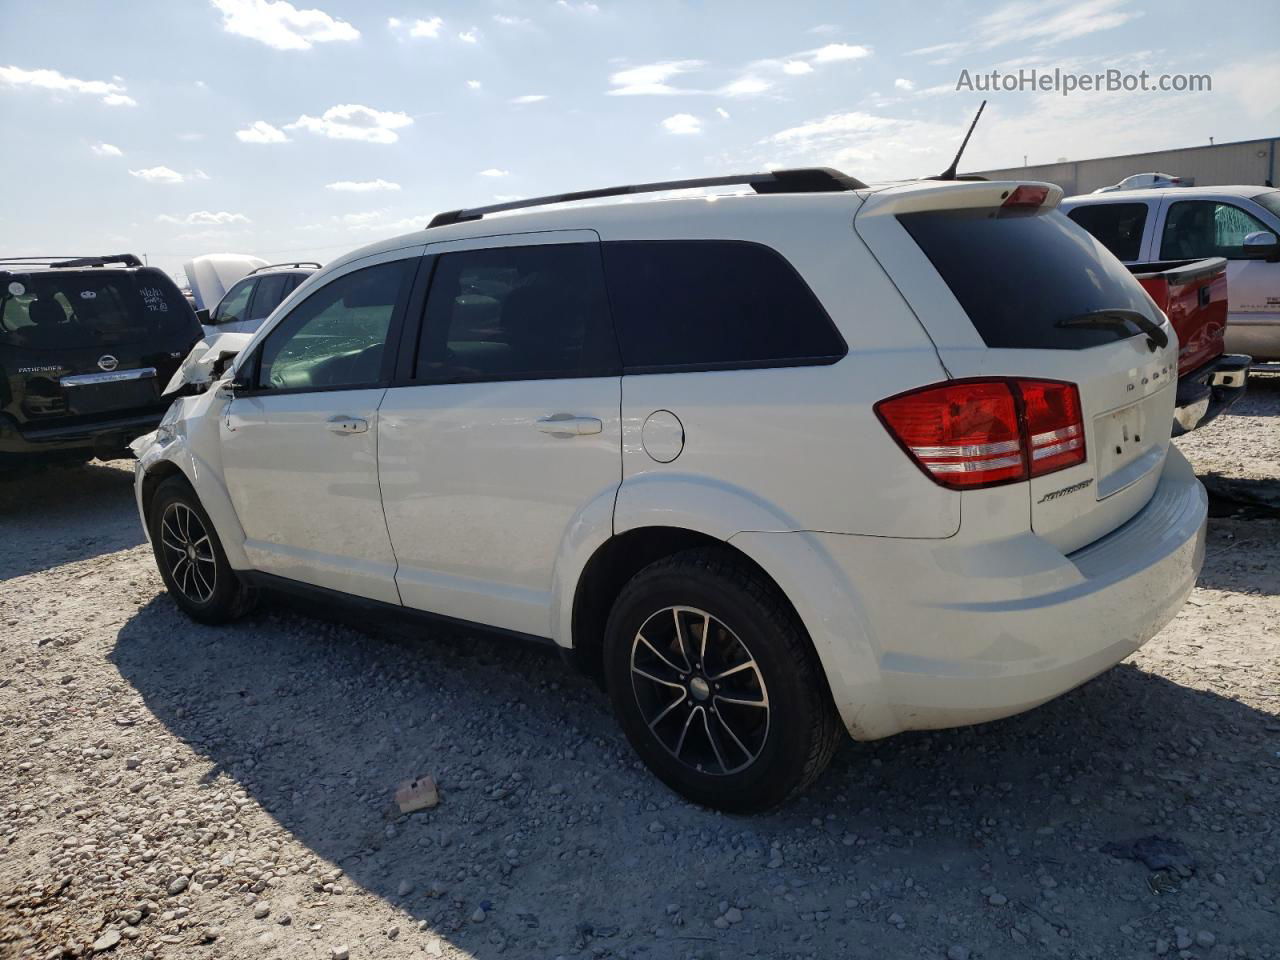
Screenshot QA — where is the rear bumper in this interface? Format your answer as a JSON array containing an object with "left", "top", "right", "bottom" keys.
[
  {"left": 0, "top": 410, "right": 165, "bottom": 460},
  {"left": 1224, "top": 320, "right": 1280, "bottom": 363},
  {"left": 802, "top": 446, "right": 1206, "bottom": 737},
  {"left": 1172, "top": 353, "right": 1250, "bottom": 435}
]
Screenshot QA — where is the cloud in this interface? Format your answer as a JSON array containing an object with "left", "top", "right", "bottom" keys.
[
  {"left": 716, "top": 107, "right": 730, "bottom": 119},
  {"left": 810, "top": 42, "right": 872, "bottom": 63},
  {"left": 306, "top": 210, "right": 432, "bottom": 233},
  {"left": 661, "top": 113, "right": 702, "bottom": 135},
  {"left": 782, "top": 60, "right": 813, "bottom": 76},
  {"left": 129, "top": 166, "right": 188, "bottom": 184},
  {"left": 235, "top": 120, "right": 291, "bottom": 143},
  {"left": 492, "top": 14, "right": 530, "bottom": 26},
  {"left": 409, "top": 17, "right": 443, "bottom": 37},
  {"left": 977, "top": 0, "right": 1140, "bottom": 48},
  {"left": 91, "top": 142, "right": 123, "bottom": 157},
  {"left": 556, "top": 0, "right": 600, "bottom": 11},
  {"left": 721, "top": 76, "right": 771, "bottom": 97},
  {"left": 177, "top": 132, "right": 207, "bottom": 142},
  {"left": 0, "top": 64, "right": 136, "bottom": 106},
  {"left": 910, "top": 0, "right": 1141, "bottom": 62},
  {"left": 478, "top": 168, "right": 510, "bottom": 177},
  {"left": 467, "top": 79, "right": 481, "bottom": 90},
  {"left": 608, "top": 60, "right": 704, "bottom": 96},
  {"left": 894, "top": 78, "right": 914, "bottom": 91},
  {"left": 458, "top": 29, "right": 478, "bottom": 43},
  {"left": 809, "top": 23, "right": 839, "bottom": 34},
  {"left": 767, "top": 111, "right": 895, "bottom": 144},
  {"left": 325, "top": 178, "right": 401, "bottom": 192},
  {"left": 210, "top": 0, "right": 359, "bottom": 51},
  {"left": 510, "top": 94, "right": 547, "bottom": 104},
  {"left": 285, "top": 104, "right": 413, "bottom": 144},
  {"left": 157, "top": 210, "right": 251, "bottom": 225}
]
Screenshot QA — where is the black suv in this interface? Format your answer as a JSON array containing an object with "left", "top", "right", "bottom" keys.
[{"left": 0, "top": 255, "right": 202, "bottom": 466}]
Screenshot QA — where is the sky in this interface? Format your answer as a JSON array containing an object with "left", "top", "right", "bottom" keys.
[{"left": 1, "top": 0, "right": 1277, "bottom": 284}]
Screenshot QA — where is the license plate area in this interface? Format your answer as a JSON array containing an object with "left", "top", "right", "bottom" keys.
[
  {"left": 1094, "top": 399, "right": 1162, "bottom": 499},
  {"left": 65, "top": 376, "right": 159, "bottom": 416}
]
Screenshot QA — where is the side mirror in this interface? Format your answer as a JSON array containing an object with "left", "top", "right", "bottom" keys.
[
  {"left": 196, "top": 308, "right": 211, "bottom": 324},
  {"left": 1242, "top": 230, "right": 1280, "bottom": 261}
]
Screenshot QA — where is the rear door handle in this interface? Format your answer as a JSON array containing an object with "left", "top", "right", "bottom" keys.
[
  {"left": 537, "top": 414, "right": 603, "bottom": 437},
  {"left": 327, "top": 416, "right": 369, "bottom": 434}
]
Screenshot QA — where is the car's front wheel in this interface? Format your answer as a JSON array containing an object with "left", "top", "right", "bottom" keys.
[
  {"left": 147, "top": 475, "right": 256, "bottom": 624},
  {"left": 603, "top": 547, "right": 841, "bottom": 812}
]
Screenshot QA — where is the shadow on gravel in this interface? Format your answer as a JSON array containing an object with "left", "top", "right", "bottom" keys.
[
  {"left": 0, "top": 459, "right": 143, "bottom": 581},
  {"left": 111, "top": 581, "right": 1279, "bottom": 958},
  {"left": 1192, "top": 516, "right": 1280, "bottom": 595}
]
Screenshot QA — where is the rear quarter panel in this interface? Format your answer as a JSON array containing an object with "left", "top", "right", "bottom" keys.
[{"left": 596, "top": 195, "right": 958, "bottom": 539}]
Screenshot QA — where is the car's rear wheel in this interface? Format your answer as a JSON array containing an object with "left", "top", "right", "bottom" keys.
[
  {"left": 603, "top": 547, "right": 841, "bottom": 812},
  {"left": 148, "top": 476, "right": 256, "bottom": 624}
]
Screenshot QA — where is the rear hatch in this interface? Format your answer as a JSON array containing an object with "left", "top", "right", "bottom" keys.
[
  {"left": 1, "top": 268, "right": 200, "bottom": 429},
  {"left": 856, "top": 181, "right": 1178, "bottom": 554}
]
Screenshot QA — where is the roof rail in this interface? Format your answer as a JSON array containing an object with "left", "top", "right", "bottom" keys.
[
  {"left": 246, "top": 261, "right": 322, "bottom": 275},
  {"left": 0, "top": 254, "right": 145, "bottom": 269},
  {"left": 427, "top": 167, "right": 868, "bottom": 229}
]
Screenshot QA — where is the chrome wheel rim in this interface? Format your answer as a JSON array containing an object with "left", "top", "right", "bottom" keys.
[
  {"left": 630, "top": 606, "right": 770, "bottom": 776},
  {"left": 159, "top": 502, "right": 217, "bottom": 604}
]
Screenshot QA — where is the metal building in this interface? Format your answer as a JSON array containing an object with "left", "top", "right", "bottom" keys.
[{"left": 969, "top": 136, "right": 1278, "bottom": 197}]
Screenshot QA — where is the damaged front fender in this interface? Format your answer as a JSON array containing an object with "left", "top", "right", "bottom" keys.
[{"left": 162, "top": 332, "right": 254, "bottom": 396}]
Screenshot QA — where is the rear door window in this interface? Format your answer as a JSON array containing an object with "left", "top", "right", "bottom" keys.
[
  {"left": 898, "top": 208, "right": 1159, "bottom": 350},
  {"left": 601, "top": 240, "right": 845, "bottom": 372},
  {"left": 414, "top": 243, "right": 618, "bottom": 382},
  {"left": 247, "top": 273, "right": 291, "bottom": 322},
  {"left": 1160, "top": 200, "right": 1271, "bottom": 259},
  {"left": 1066, "top": 202, "right": 1148, "bottom": 261}
]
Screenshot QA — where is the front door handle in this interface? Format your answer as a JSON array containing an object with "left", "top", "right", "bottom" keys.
[
  {"left": 327, "top": 416, "right": 369, "bottom": 434},
  {"left": 536, "top": 414, "right": 603, "bottom": 437}
]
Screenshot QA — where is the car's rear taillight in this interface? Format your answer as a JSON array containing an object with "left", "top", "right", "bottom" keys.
[{"left": 875, "top": 378, "right": 1085, "bottom": 490}]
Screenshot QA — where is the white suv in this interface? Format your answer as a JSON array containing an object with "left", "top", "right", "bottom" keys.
[{"left": 133, "top": 169, "right": 1207, "bottom": 812}]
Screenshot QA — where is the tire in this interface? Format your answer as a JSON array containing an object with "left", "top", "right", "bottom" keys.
[
  {"left": 603, "top": 547, "right": 842, "bottom": 813},
  {"left": 147, "top": 475, "right": 256, "bottom": 624}
]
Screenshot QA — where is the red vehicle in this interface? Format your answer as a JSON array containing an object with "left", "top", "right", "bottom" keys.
[{"left": 1127, "top": 257, "right": 1249, "bottom": 434}]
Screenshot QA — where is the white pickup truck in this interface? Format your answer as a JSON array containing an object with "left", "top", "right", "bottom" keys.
[{"left": 1061, "top": 186, "right": 1280, "bottom": 368}]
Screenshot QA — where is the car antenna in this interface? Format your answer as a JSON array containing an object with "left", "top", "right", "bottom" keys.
[{"left": 933, "top": 100, "right": 986, "bottom": 181}]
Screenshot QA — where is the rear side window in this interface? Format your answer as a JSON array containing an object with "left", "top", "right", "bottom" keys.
[
  {"left": 898, "top": 208, "right": 1158, "bottom": 350},
  {"left": 415, "top": 244, "right": 618, "bottom": 382},
  {"left": 1066, "top": 202, "right": 1148, "bottom": 262},
  {"left": 602, "top": 240, "right": 845, "bottom": 372},
  {"left": 1160, "top": 200, "right": 1271, "bottom": 260}
]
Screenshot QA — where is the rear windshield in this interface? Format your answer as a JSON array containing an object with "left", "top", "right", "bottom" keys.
[
  {"left": 0, "top": 269, "right": 194, "bottom": 350},
  {"left": 898, "top": 207, "right": 1159, "bottom": 350}
]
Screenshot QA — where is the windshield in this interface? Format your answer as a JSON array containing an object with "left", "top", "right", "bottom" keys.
[
  {"left": 0, "top": 269, "right": 192, "bottom": 349},
  {"left": 898, "top": 207, "right": 1160, "bottom": 350}
]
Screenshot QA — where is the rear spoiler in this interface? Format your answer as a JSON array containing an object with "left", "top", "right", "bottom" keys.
[{"left": 856, "top": 180, "right": 1063, "bottom": 218}]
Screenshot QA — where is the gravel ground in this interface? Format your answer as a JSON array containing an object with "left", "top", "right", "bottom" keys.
[{"left": 2, "top": 379, "right": 1278, "bottom": 960}]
